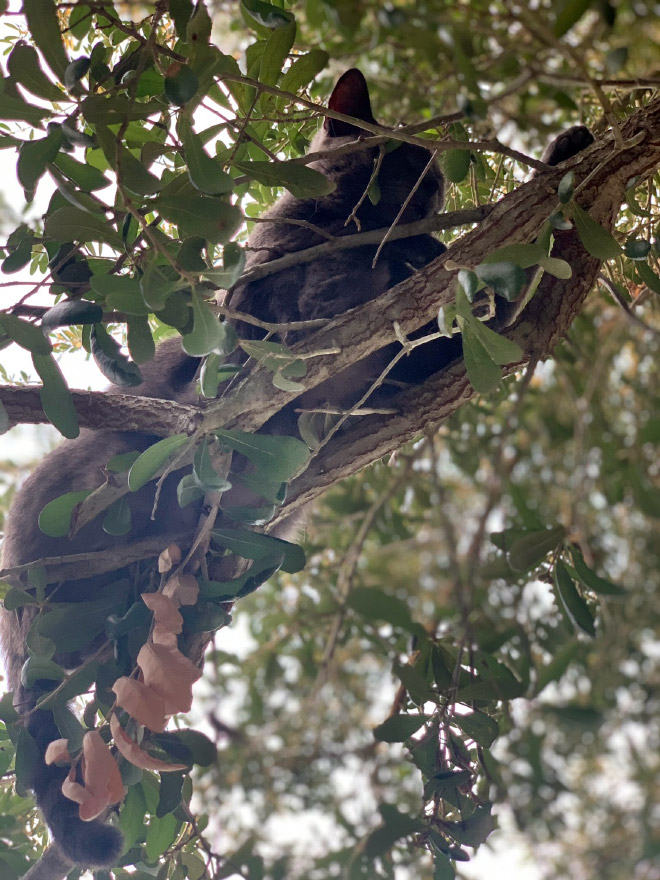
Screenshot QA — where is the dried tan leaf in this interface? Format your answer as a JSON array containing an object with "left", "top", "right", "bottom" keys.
[
  {"left": 44, "top": 739, "right": 73, "bottom": 765},
  {"left": 112, "top": 677, "right": 169, "bottom": 733},
  {"left": 137, "top": 641, "right": 202, "bottom": 714},
  {"left": 158, "top": 543, "right": 182, "bottom": 573},
  {"left": 163, "top": 571, "right": 199, "bottom": 606},
  {"left": 141, "top": 591, "right": 184, "bottom": 633}
]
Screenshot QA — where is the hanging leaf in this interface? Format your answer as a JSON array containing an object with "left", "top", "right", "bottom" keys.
[
  {"left": 459, "top": 319, "right": 501, "bottom": 394},
  {"left": 553, "top": 558, "right": 596, "bottom": 637},
  {"left": 569, "top": 547, "right": 626, "bottom": 595},
  {"left": 23, "top": 0, "right": 69, "bottom": 81},
  {"left": 91, "top": 324, "right": 143, "bottom": 386},
  {"left": 8, "top": 41, "right": 64, "bottom": 101},
  {"left": 571, "top": 203, "right": 621, "bottom": 260},
  {"left": 234, "top": 160, "right": 335, "bottom": 198},
  {"left": 182, "top": 290, "right": 232, "bottom": 356},
  {"left": 103, "top": 496, "right": 133, "bottom": 536},
  {"left": 0, "top": 90, "right": 51, "bottom": 125},
  {"left": 64, "top": 56, "right": 90, "bottom": 90},
  {"left": 201, "top": 242, "right": 246, "bottom": 288},
  {"left": 216, "top": 428, "right": 310, "bottom": 482},
  {"left": 180, "top": 120, "right": 234, "bottom": 195},
  {"left": 259, "top": 20, "right": 296, "bottom": 87},
  {"left": 128, "top": 434, "right": 189, "bottom": 491},
  {"left": 0, "top": 314, "right": 51, "bottom": 355},
  {"left": 164, "top": 63, "right": 199, "bottom": 106},
  {"left": 279, "top": 48, "right": 329, "bottom": 93},
  {"left": 18, "top": 124, "right": 63, "bottom": 198},
  {"left": 442, "top": 149, "right": 471, "bottom": 184},
  {"left": 624, "top": 237, "right": 651, "bottom": 260},
  {"left": 635, "top": 261, "right": 660, "bottom": 295},
  {"left": 91, "top": 274, "right": 149, "bottom": 315}
]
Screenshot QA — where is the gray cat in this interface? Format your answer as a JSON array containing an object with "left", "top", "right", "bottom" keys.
[{"left": 0, "top": 68, "right": 592, "bottom": 867}]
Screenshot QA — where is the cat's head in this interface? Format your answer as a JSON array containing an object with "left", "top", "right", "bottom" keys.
[{"left": 308, "top": 69, "right": 444, "bottom": 225}]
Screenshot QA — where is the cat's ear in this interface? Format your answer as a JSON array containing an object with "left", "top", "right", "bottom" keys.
[{"left": 325, "top": 68, "right": 377, "bottom": 137}]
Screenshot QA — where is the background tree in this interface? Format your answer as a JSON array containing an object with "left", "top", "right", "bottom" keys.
[{"left": 0, "top": 1, "right": 660, "bottom": 879}]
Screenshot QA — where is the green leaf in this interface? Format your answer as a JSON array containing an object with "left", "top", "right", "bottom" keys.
[
  {"left": 41, "top": 299, "right": 103, "bottom": 330},
  {"left": 451, "top": 711, "right": 499, "bottom": 747},
  {"left": 145, "top": 812, "right": 179, "bottom": 861},
  {"left": 241, "top": 0, "right": 294, "bottom": 28},
  {"left": 91, "top": 323, "right": 143, "bottom": 386},
  {"left": 571, "top": 203, "right": 621, "bottom": 260},
  {"left": 470, "top": 319, "right": 523, "bottom": 365},
  {"left": 15, "top": 728, "right": 40, "bottom": 797},
  {"left": 126, "top": 314, "right": 156, "bottom": 364},
  {"left": 193, "top": 438, "right": 232, "bottom": 491},
  {"left": 44, "top": 207, "right": 124, "bottom": 249},
  {"left": 34, "top": 581, "right": 130, "bottom": 654},
  {"left": 117, "top": 148, "right": 163, "bottom": 195},
  {"left": 128, "top": 434, "right": 189, "bottom": 491},
  {"left": 442, "top": 149, "right": 471, "bottom": 184},
  {"left": 279, "top": 48, "right": 329, "bottom": 93},
  {"left": 157, "top": 771, "right": 184, "bottom": 817},
  {"left": 201, "top": 241, "right": 246, "bottom": 288},
  {"left": 53, "top": 703, "right": 85, "bottom": 753},
  {"left": 508, "top": 525, "right": 566, "bottom": 572},
  {"left": 554, "top": 0, "right": 591, "bottom": 37},
  {"left": 482, "top": 243, "right": 546, "bottom": 268},
  {"left": 22, "top": 655, "right": 67, "bottom": 688},
  {"left": 155, "top": 194, "right": 243, "bottom": 244},
  {"left": 216, "top": 428, "right": 310, "bottom": 482},
  {"left": 635, "top": 261, "right": 660, "bottom": 295},
  {"left": 0, "top": 314, "right": 51, "bottom": 355},
  {"left": 475, "top": 260, "right": 526, "bottom": 302},
  {"left": 554, "top": 558, "right": 596, "bottom": 637},
  {"left": 234, "top": 160, "right": 335, "bottom": 198},
  {"left": 346, "top": 586, "right": 420, "bottom": 634},
  {"left": 558, "top": 170, "right": 574, "bottom": 203},
  {"left": 170, "top": 0, "right": 195, "bottom": 38},
  {"left": 0, "top": 89, "right": 51, "bottom": 125},
  {"left": 424, "top": 769, "right": 472, "bottom": 797},
  {"left": 460, "top": 319, "right": 502, "bottom": 394},
  {"left": 164, "top": 63, "right": 199, "bottom": 106},
  {"left": 538, "top": 255, "right": 572, "bottom": 279},
  {"left": 103, "top": 496, "right": 132, "bottom": 536},
  {"left": 569, "top": 547, "right": 626, "bottom": 595},
  {"left": 372, "top": 714, "right": 427, "bottom": 743},
  {"left": 39, "top": 489, "right": 91, "bottom": 537},
  {"left": 160, "top": 729, "right": 216, "bottom": 766},
  {"left": 91, "top": 273, "right": 149, "bottom": 315},
  {"left": 456, "top": 268, "right": 483, "bottom": 303},
  {"left": 624, "top": 237, "right": 651, "bottom": 260},
  {"left": 211, "top": 526, "right": 305, "bottom": 573},
  {"left": 32, "top": 352, "right": 80, "bottom": 439},
  {"left": 120, "top": 784, "right": 148, "bottom": 852},
  {"left": 180, "top": 120, "right": 234, "bottom": 195},
  {"left": 8, "top": 41, "right": 64, "bottom": 101},
  {"left": 23, "top": 0, "right": 69, "bottom": 81},
  {"left": 182, "top": 291, "right": 231, "bottom": 356},
  {"left": 3, "top": 587, "right": 39, "bottom": 611},
  {"left": 443, "top": 804, "right": 495, "bottom": 847},
  {"left": 259, "top": 20, "right": 296, "bottom": 87}
]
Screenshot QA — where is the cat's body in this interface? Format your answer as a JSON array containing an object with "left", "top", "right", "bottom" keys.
[{"left": 0, "top": 69, "right": 593, "bottom": 867}]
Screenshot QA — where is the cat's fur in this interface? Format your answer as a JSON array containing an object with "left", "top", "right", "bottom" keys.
[{"left": 0, "top": 69, "right": 593, "bottom": 867}]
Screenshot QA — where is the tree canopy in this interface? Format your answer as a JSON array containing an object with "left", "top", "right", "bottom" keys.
[{"left": 1, "top": 1, "right": 660, "bottom": 879}]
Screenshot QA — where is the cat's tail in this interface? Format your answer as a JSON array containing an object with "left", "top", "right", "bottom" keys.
[{"left": 26, "top": 706, "right": 124, "bottom": 867}]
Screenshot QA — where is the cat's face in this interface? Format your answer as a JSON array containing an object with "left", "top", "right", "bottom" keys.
[{"left": 308, "top": 69, "right": 444, "bottom": 225}]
